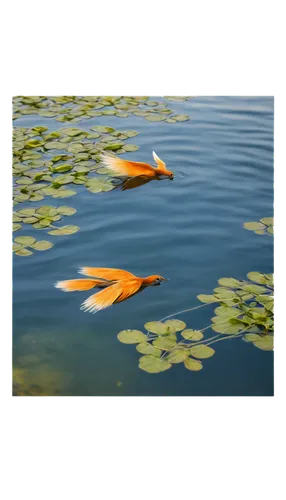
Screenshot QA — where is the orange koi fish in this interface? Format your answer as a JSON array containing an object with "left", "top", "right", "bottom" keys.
[{"left": 101, "top": 151, "right": 174, "bottom": 179}]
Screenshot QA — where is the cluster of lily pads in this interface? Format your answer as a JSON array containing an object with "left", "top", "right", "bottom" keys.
[
  {"left": 13, "top": 206, "right": 79, "bottom": 255},
  {"left": 243, "top": 217, "right": 273, "bottom": 235},
  {"left": 13, "top": 96, "right": 191, "bottom": 124},
  {"left": 13, "top": 124, "right": 142, "bottom": 206},
  {"left": 117, "top": 270, "right": 274, "bottom": 374}
]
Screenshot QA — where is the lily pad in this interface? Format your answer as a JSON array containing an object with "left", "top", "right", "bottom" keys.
[
  {"left": 117, "top": 329, "right": 148, "bottom": 344},
  {"left": 139, "top": 355, "right": 172, "bottom": 373},
  {"left": 181, "top": 329, "right": 204, "bottom": 341},
  {"left": 172, "top": 115, "right": 190, "bottom": 122},
  {"left": 152, "top": 336, "right": 177, "bottom": 350},
  {"left": 184, "top": 358, "right": 203, "bottom": 371},
  {"left": 144, "top": 115, "right": 166, "bottom": 121},
  {"left": 197, "top": 294, "right": 219, "bottom": 303},
  {"left": 166, "top": 349, "right": 190, "bottom": 363},
  {"left": 218, "top": 277, "right": 242, "bottom": 288},
  {"left": 30, "top": 240, "right": 54, "bottom": 251},
  {"left": 91, "top": 126, "right": 115, "bottom": 134},
  {"left": 189, "top": 345, "right": 215, "bottom": 359},
  {"left": 243, "top": 221, "right": 265, "bottom": 231},
  {"left": 13, "top": 223, "right": 22, "bottom": 232},
  {"left": 144, "top": 321, "right": 168, "bottom": 335},
  {"left": 14, "top": 236, "right": 36, "bottom": 246},
  {"left": 56, "top": 206, "right": 77, "bottom": 216},
  {"left": 52, "top": 189, "right": 77, "bottom": 198},
  {"left": 15, "top": 248, "right": 33, "bottom": 256},
  {"left": 123, "top": 144, "right": 140, "bottom": 152},
  {"left": 136, "top": 343, "right": 162, "bottom": 357},
  {"left": 47, "top": 225, "right": 79, "bottom": 236},
  {"left": 17, "top": 208, "right": 36, "bottom": 217},
  {"left": 164, "top": 319, "right": 186, "bottom": 332}
]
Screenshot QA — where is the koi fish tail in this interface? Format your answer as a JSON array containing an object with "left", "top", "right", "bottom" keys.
[{"left": 54, "top": 278, "right": 107, "bottom": 292}]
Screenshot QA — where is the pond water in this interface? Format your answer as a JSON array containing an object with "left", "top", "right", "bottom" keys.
[{"left": 13, "top": 97, "right": 274, "bottom": 396}]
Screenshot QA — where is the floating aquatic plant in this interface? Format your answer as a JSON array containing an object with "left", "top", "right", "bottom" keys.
[
  {"left": 13, "top": 236, "right": 54, "bottom": 256},
  {"left": 243, "top": 217, "right": 273, "bottom": 235},
  {"left": 117, "top": 219, "right": 274, "bottom": 373}
]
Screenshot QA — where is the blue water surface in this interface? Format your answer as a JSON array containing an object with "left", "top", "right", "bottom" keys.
[{"left": 13, "top": 97, "right": 274, "bottom": 396}]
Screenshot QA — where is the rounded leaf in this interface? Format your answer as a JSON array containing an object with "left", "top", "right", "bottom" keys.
[
  {"left": 181, "top": 329, "right": 204, "bottom": 341},
  {"left": 139, "top": 355, "right": 172, "bottom": 373},
  {"left": 166, "top": 349, "right": 190, "bottom": 363},
  {"left": 136, "top": 343, "right": 162, "bottom": 357},
  {"left": 189, "top": 345, "right": 215, "bottom": 359},
  {"left": 117, "top": 329, "right": 148, "bottom": 344},
  {"left": 218, "top": 277, "right": 242, "bottom": 288},
  {"left": 243, "top": 221, "right": 265, "bottom": 231},
  {"left": 247, "top": 272, "right": 270, "bottom": 285},
  {"left": 56, "top": 206, "right": 77, "bottom": 216},
  {"left": 197, "top": 294, "right": 219, "bottom": 303},
  {"left": 47, "top": 225, "right": 80, "bottom": 236},
  {"left": 14, "top": 236, "right": 36, "bottom": 246},
  {"left": 17, "top": 208, "right": 36, "bottom": 217},
  {"left": 15, "top": 248, "right": 33, "bottom": 256},
  {"left": 145, "top": 115, "right": 165, "bottom": 121},
  {"left": 184, "top": 358, "right": 203, "bottom": 371},
  {"left": 144, "top": 321, "right": 167, "bottom": 335},
  {"left": 30, "top": 240, "right": 54, "bottom": 251},
  {"left": 172, "top": 114, "right": 190, "bottom": 121},
  {"left": 164, "top": 319, "right": 186, "bottom": 332},
  {"left": 152, "top": 336, "right": 176, "bottom": 350}
]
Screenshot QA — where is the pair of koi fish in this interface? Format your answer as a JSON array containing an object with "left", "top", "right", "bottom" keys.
[{"left": 55, "top": 151, "right": 173, "bottom": 313}]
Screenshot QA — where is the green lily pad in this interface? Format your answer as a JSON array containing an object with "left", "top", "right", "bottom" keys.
[
  {"left": 144, "top": 321, "right": 167, "bottom": 335},
  {"left": 189, "top": 345, "right": 215, "bottom": 359},
  {"left": 15, "top": 248, "right": 33, "bottom": 256},
  {"left": 56, "top": 206, "right": 77, "bottom": 216},
  {"left": 121, "top": 130, "right": 139, "bottom": 138},
  {"left": 164, "top": 319, "right": 186, "bottom": 332},
  {"left": 48, "top": 225, "right": 80, "bottom": 236},
  {"left": 253, "top": 335, "right": 273, "bottom": 351},
  {"left": 218, "top": 277, "right": 242, "bottom": 288},
  {"left": 166, "top": 349, "right": 190, "bottom": 363},
  {"left": 23, "top": 216, "right": 39, "bottom": 224},
  {"left": 184, "top": 358, "right": 203, "bottom": 371},
  {"left": 60, "top": 127, "right": 85, "bottom": 137},
  {"left": 181, "top": 329, "right": 204, "bottom": 341},
  {"left": 243, "top": 221, "right": 266, "bottom": 231},
  {"left": 123, "top": 144, "right": 139, "bottom": 152},
  {"left": 117, "top": 329, "right": 148, "bottom": 344},
  {"left": 211, "top": 320, "right": 243, "bottom": 335},
  {"left": 52, "top": 164, "right": 74, "bottom": 173},
  {"left": 13, "top": 242, "right": 24, "bottom": 252},
  {"left": 197, "top": 294, "right": 219, "bottom": 303},
  {"left": 136, "top": 343, "right": 162, "bottom": 357},
  {"left": 247, "top": 272, "right": 271, "bottom": 285},
  {"left": 172, "top": 115, "right": 190, "bottom": 122},
  {"left": 29, "top": 193, "right": 44, "bottom": 202},
  {"left": 52, "top": 189, "right": 77, "bottom": 198},
  {"left": 14, "top": 236, "right": 36, "bottom": 246},
  {"left": 44, "top": 141, "right": 65, "bottom": 150},
  {"left": 30, "top": 240, "right": 54, "bottom": 251},
  {"left": 214, "top": 306, "right": 241, "bottom": 319},
  {"left": 91, "top": 126, "right": 115, "bottom": 134},
  {"left": 139, "top": 355, "right": 172, "bottom": 373},
  {"left": 152, "top": 336, "right": 177, "bottom": 350},
  {"left": 15, "top": 177, "right": 33, "bottom": 185},
  {"left": 17, "top": 208, "right": 36, "bottom": 217},
  {"left": 13, "top": 223, "right": 22, "bottom": 232},
  {"left": 36, "top": 206, "right": 58, "bottom": 217},
  {"left": 145, "top": 115, "right": 166, "bottom": 121}
]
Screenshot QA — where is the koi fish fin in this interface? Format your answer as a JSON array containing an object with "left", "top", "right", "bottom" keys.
[
  {"left": 152, "top": 151, "right": 167, "bottom": 170},
  {"left": 101, "top": 154, "right": 155, "bottom": 177},
  {"left": 80, "top": 279, "right": 142, "bottom": 313},
  {"left": 78, "top": 267, "right": 136, "bottom": 281},
  {"left": 54, "top": 278, "right": 106, "bottom": 292}
]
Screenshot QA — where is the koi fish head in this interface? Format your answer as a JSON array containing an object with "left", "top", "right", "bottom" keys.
[
  {"left": 152, "top": 151, "right": 174, "bottom": 179},
  {"left": 144, "top": 275, "right": 167, "bottom": 286}
]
